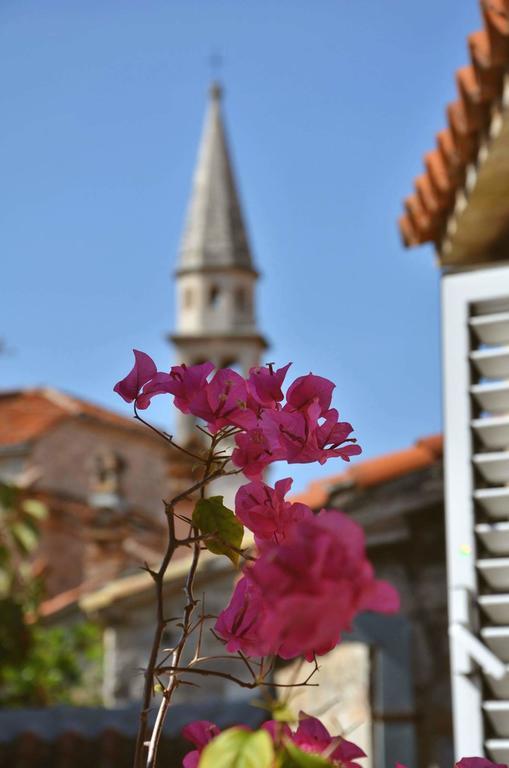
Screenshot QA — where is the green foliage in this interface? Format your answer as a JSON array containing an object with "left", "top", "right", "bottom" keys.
[
  {"left": 200, "top": 727, "right": 274, "bottom": 768},
  {"left": 0, "top": 621, "right": 102, "bottom": 708},
  {"left": 192, "top": 495, "right": 244, "bottom": 565},
  {"left": 279, "top": 741, "right": 333, "bottom": 767},
  {"left": 199, "top": 727, "right": 335, "bottom": 768},
  {"left": 0, "top": 482, "right": 47, "bottom": 605},
  {"left": 0, "top": 480, "right": 102, "bottom": 708}
]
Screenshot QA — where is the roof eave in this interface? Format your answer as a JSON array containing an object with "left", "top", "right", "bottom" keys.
[{"left": 438, "top": 77, "right": 509, "bottom": 267}]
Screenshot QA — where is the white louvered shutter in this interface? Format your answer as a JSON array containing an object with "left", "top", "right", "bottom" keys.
[{"left": 443, "top": 265, "right": 509, "bottom": 762}]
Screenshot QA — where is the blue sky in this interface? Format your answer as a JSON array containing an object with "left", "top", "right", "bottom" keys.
[{"left": 1, "top": 1, "right": 481, "bottom": 492}]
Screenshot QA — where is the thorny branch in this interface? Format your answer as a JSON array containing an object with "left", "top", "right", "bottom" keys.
[
  {"left": 155, "top": 662, "right": 320, "bottom": 690},
  {"left": 132, "top": 421, "right": 318, "bottom": 768},
  {"left": 133, "top": 431, "right": 227, "bottom": 768}
]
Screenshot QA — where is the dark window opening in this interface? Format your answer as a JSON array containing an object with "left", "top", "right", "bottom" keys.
[
  {"left": 209, "top": 285, "right": 220, "bottom": 307},
  {"left": 183, "top": 288, "right": 193, "bottom": 309}
]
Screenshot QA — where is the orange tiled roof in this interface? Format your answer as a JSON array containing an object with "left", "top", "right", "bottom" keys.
[
  {"left": 0, "top": 388, "right": 147, "bottom": 447},
  {"left": 294, "top": 434, "right": 443, "bottom": 509},
  {"left": 399, "top": 0, "right": 509, "bottom": 247}
]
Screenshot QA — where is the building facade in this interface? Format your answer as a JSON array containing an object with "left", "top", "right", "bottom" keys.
[{"left": 0, "top": 388, "right": 171, "bottom": 601}]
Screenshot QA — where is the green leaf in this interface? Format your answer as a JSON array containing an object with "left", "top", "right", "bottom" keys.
[
  {"left": 192, "top": 496, "right": 243, "bottom": 565},
  {"left": 0, "top": 483, "right": 18, "bottom": 511},
  {"left": 11, "top": 522, "right": 38, "bottom": 553},
  {"left": 21, "top": 500, "right": 47, "bottom": 520},
  {"left": 200, "top": 728, "right": 274, "bottom": 768},
  {"left": 280, "top": 741, "right": 333, "bottom": 768},
  {"left": 271, "top": 701, "right": 297, "bottom": 723}
]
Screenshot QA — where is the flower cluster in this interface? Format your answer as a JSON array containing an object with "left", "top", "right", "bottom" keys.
[
  {"left": 182, "top": 719, "right": 506, "bottom": 768},
  {"left": 182, "top": 715, "right": 366, "bottom": 768},
  {"left": 114, "top": 354, "right": 399, "bottom": 661},
  {"left": 215, "top": 504, "right": 399, "bottom": 661},
  {"left": 114, "top": 353, "right": 361, "bottom": 477}
]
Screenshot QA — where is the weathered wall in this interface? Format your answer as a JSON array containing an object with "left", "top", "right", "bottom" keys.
[{"left": 32, "top": 420, "right": 171, "bottom": 514}]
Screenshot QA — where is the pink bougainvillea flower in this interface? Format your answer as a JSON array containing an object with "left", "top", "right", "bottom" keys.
[
  {"left": 247, "top": 362, "right": 291, "bottom": 408},
  {"left": 235, "top": 478, "right": 312, "bottom": 545},
  {"left": 114, "top": 355, "right": 216, "bottom": 412},
  {"left": 232, "top": 404, "right": 361, "bottom": 478},
  {"left": 214, "top": 577, "right": 270, "bottom": 658},
  {"left": 137, "top": 361, "right": 215, "bottom": 412},
  {"left": 135, "top": 371, "right": 174, "bottom": 410},
  {"left": 291, "top": 715, "right": 366, "bottom": 768},
  {"left": 241, "top": 510, "right": 399, "bottom": 661},
  {"left": 179, "top": 367, "right": 256, "bottom": 433},
  {"left": 456, "top": 760, "right": 508, "bottom": 768},
  {"left": 165, "top": 362, "right": 215, "bottom": 414},
  {"left": 285, "top": 373, "right": 335, "bottom": 415},
  {"left": 261, "top": 719, "right": 292, "bottom": 744},
  {"left": 113, "top": 350, "right": 157, "bottom": 404},
  {"left": 231, "top": 416, "right": 286, "bottom": 479},
  {"left": 181, "top": 720, "right": 221, "bottom": 768},
  {"left": 276, "top": 405, "right": 362, "bottom": 466},
  {"left": 216, "top": 511, "right": 398, "bottom": 661}
]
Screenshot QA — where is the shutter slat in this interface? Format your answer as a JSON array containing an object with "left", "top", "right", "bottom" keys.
[
  {"left": 470, "top": 312, "right": 509, "bottom": 346},
  {"left": 479, "top": 594, "right": 509, "bottom": 624},
  {"left": 473, "top": 452, "right": 509, "bottom": 484},
  {"left": 486, "top": 738, "right": 509, "bottom": 763},
  {"left": 481, "top": 628, "right": 509, "bottom": 662},
  {"left": 471, "top": 381, "right": 509, "bottom": 414},
  {"left": 476, "top": 524, "right": 509, "bottom": 555},
  {"left": 486, "top": 673, "right": 509, "bottom": 700},
  {"left": 471, "top": 347, "right": 509, "bottom": 380},
  {"left": 474, "top": 488, "right": 509, "bottom": 518},
  {"left": 472, "top": 416, "right": 509, "bottom": 449},
  {"left": 483, "top": 702, "right": 509, "bottom": 736},
  {"left": 478, "top": 559, "right": 509, "bottom": 591}
]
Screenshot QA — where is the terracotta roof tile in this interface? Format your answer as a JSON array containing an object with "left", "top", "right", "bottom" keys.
[
  {"left": 400, "top": 1, "right": 509, "bottom": 248},
  {"left": 0, "top": 388, "right": 150, "bottom": 447},
  {"left": 424, "top": 150, "right": 453, "bottom": 198},
  {"left": 293, "top": 434, "right": 443, "bottom": 510},
  {"left": 398, "top": 214, "right": 421, "bottom": 246},
  {"left": 482, "top": 0, "right": 509, "bottom": 57}
]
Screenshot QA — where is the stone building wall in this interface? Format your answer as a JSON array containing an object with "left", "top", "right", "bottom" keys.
[
  {"left": 329, "top": 463, "right": 453, "bottom": 768},
  {"left": 31, "top": 419, "right": 172, "bottom": 514}
]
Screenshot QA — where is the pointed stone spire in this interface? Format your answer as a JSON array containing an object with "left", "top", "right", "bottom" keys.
[
  {"left": 178, "top": 82, "right": 254, "bottom": 273},
  {"left": 171, "top": 84, "right": 267, "bottom": 450}
]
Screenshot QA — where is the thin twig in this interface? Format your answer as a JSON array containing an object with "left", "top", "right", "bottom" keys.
[
  {"left": 134, "top": 406, "right": 206, "bottom": 463},
  {"left": 146, "top": 532, "right": 201, "bottom": 767},
  {"left": 133, "top": 431, "right": 226, "bottom": 768},
  {"left": 132, "top": 508, "right": 177, "bottom": 768},
  {"left": 156, "top": 665, "right": 320, "bottom": 690}
]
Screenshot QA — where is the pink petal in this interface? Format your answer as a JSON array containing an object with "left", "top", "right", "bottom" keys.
[
  {"left": 182, "top": 720, "right": 220, "bottom": 749},
  {"left": 113, "top": 350, "right": 157, "bottom": 403}
]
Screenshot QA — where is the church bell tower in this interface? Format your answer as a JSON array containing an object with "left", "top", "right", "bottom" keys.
[{"left": 170, "top": 83, "right": 267, "bottom": 445}]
